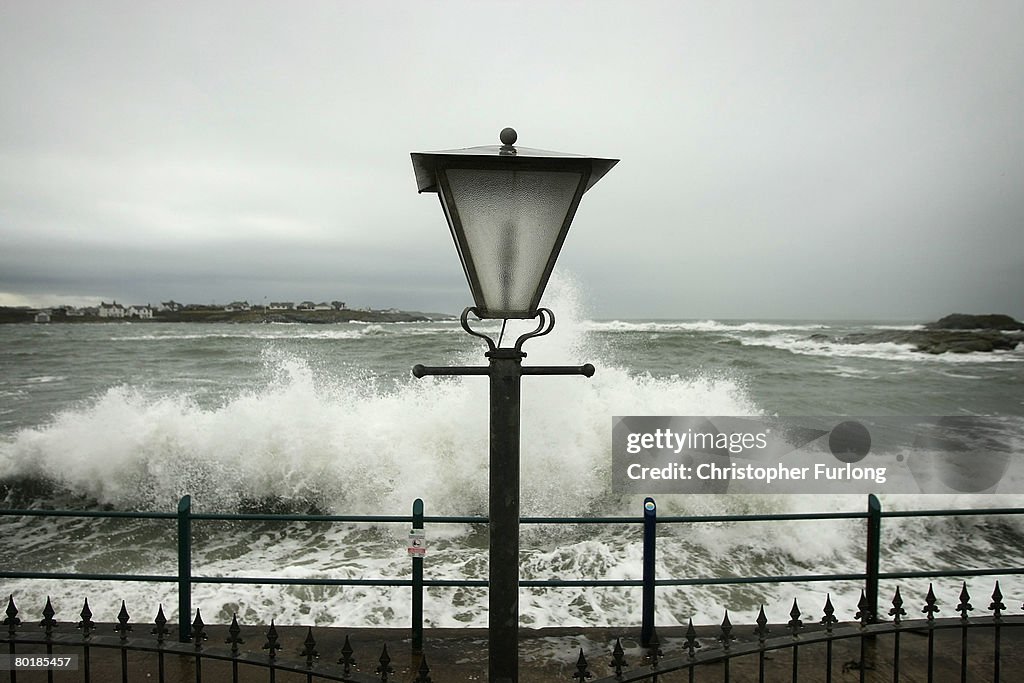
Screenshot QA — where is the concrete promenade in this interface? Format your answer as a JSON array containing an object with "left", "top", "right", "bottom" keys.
[{"left": 5, "top": 621, "right": 1024, "bottom": 682}]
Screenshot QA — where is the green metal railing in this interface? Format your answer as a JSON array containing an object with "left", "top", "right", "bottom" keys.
[{"left": 2, "top": 495, "right": 1023, "bottom": 645}]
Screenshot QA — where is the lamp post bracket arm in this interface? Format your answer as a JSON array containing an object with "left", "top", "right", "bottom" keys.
[
  {"left": 521, "top": 364, "right": 596, "bottom": 377},
  {"left": 412, "top": 364, "right": 490, "bottom": 378}
]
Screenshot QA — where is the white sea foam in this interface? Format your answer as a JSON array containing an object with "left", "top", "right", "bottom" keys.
[
  {"left": 0, "top": 278, "right": 759, "bottom": 518},
  {"left": 582, "top": 320, "right": 828, "bottom": 334},
  {"left": 107, "top": 324, "right": 447, "bottom": 343},
  {"left": 2, "top": 275, "right": 1022, "bottom": 628},
  {"left": 869, "top": 324, "right": 926, "bottom": 331},
  {"left": 742, "top": 334, "right": 1024, "bottom": 363}
]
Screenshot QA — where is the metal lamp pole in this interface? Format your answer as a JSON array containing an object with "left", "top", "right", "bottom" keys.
[
  {"left": 410, "top": 129, "right": 616, "bottom": 682},
  {"left": 414, "top": 310, "right": 594, "bottom": 682}
]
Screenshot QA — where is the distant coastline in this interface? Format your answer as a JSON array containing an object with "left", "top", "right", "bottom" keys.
[{"left": 0, "top": 305, "right": 453, "bottom": 325}]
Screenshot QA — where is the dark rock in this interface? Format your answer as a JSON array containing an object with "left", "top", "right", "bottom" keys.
[
  {"left": 810, "top": 329, "right": 1021, "bottom": 355},
  {"left": 925, "top": 313, "right": 1024, "bottom": 331},
  {"left": 914, "top": 331, "right": 1020, "bottom": 354}
]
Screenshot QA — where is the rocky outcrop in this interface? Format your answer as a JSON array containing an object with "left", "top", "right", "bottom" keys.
[
  {"left": 925, "top": 313, "right": 1024, "bottom": 331},
  {"left": 809, "top": 314, "right": 1023, "bottom": 354}
]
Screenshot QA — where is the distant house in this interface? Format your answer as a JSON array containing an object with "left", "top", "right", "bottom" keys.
[
  {"left": 126, "top": 305, "right": 154, "bottom": 319},
  {"left": 313, "top": 302, "right": 333, "bottom": 311},
  {"left": 65, "top": 307, "right": 86, "bottom": 317},
  {"left": 331, "top": 301, "right": 347, "bottom": 310},
  {"left": 297, "top": 301, "right": 316, "bottom": 311},
  {"left": 98, "top": 302, "right": 126, "bottom": 318},
  {"left": 224, "top": 301, "right": 251, "bottom": 312},
  {"left": 269, "top": 302, "right": 294, "bottom": 310},
  {"left": 34, "top": 310, "right": 51, "bottom": 323},
  {"left": 160, "top": 301, "right": 184, "bottom": 312}
]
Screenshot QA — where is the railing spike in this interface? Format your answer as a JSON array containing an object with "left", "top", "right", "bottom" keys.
[
  {"left": 989, "top": 581, "right": 1005, "bottom": 619},
  {"left": 77, "top": 598, "right": 95, "bottom": 639},
  {"left": 855, "top": 589, "right": 872, "bottom": 625},
  {"left": 754, "top": 604, "right": 769, "bottom": 643},
  {"left": 821, "top": 594, "right": 838, "bottom": 632},
  {"left": 923, "top": 583, "right": 940, "bottom": 621},
  {"left": 889, "top": 586, "right": 906, "bottom": 624},
  {"left": 573, "top": 648, "right": 593, "bottom": 680},
  {"left": 611, "top": 636, "right": 629, "bottom": 672},
  {"left": 263, "top": 619, "right": 280, "bottom": 660},
  {"left": 79, "top": 598, "right": 93, "bottom": 622},
  {"left": 338, "top": 634, "right": 356, "bottom": 674},
  {"left": 115, "top": 600, "right": 132, "bottom": 641},
  {"left": 152, "top": 604, "right": 169, "bottom": 644},
  {"left": 718, "top": 610, "right": 733, "bottom": 650},
  {"left": 788, "top": 599, "right": 803, "bottom": 635},
  {"left": 301, "top": 627, "right": 319, "bottom": 668},
  {"left": 191, "top": 609, "right": 207, "bottom": 650},
  {"left": 226, "top": 613, "right": 244, "bottom": 655},
  {"left": 40, "top": 596, "right": 57, "bottom": 638},
  {"left": 956, "top": 582, "right": 973, "bottom": 620},
  {"left": 413, "top": 653, "right": 432, "bottom": 683},
  {"left": 684, "top": 619, "right": 700, "bottom": 658},
  {"left": 376, "top": 643, "right": 394, "bottom": 682},
  {"left": 645, "top": 627, "right": 663, "bottom": 668},
  {"left": 3, "top": 595, "right": 20, "bottom": 630}
]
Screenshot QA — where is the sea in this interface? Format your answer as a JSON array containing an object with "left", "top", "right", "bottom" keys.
[{"left": 2, "top": 279, "right": 1023, "bottom": 630}]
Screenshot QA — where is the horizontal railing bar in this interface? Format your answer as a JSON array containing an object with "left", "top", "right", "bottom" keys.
[
  {"left": 654, "top": 573, "right": 866, "bottom": 586},
  {"left": 880, "top": 567, "right": 1024, "bottom": 580},
  {"left": 4, "top": 506, "right": 1023, "bottom": 524},
  {"left": 656, "top": 512, "right": 868, "bottom": 523},
  {"left": 0, "top": 571, "right": 485, "bottom": 588},
  {"left": 9, "top": 567, "right": 1022, "bottom": 590},
  {"left": 424, "top": 515, "right": 487, "bottom": 523},
  {"left": 0, "top": 571, "right": 179, "bottom": 582},
  {"left": 880, "top": 507, "right": 1024, "bottom": 518},
  {"left": 190, "top": 512, "right": 414, "bottom": 522},
  {"left": 196, "top": 576, "right": 417, "bottom": 586},
  {"left": 0, "top": 509, "right": 176, "bottom": 520},
  {"left": 522, "top": 579, "right": 643, "bottom": 587},
  {"left": 521, "top": 516, "right": 639, "bottom": 524},
  {"left": 195, "top": 577, "right": 493, "bottom": 587}
]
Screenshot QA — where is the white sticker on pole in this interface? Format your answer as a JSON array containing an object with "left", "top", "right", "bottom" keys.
[{"left": 407, "top": 529, "right": 426, "bottom": 556}]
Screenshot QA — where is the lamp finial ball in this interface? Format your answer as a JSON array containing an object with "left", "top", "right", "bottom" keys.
[{"left": 500, "top": 127, "right": 518, "bottom": 146}]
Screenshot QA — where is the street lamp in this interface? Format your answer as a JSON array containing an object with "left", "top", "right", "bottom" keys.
[{"left": 410, "top": 128, "right": 617, "bottom": 683}]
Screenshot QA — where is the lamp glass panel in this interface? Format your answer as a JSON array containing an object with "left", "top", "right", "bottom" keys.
[{"left": 445, "top": 168, "right": 582, "bottom": 316}]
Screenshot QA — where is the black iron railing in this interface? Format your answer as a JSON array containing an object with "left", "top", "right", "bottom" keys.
[
  {"left": 2, "top": 583, "right": 1022, "bottom": 682},
  {"left": 577, "top": 581, "right": 1024, "bottom": 683},
  {"left": 2, "top": 495, "right": 1023, "bottom": 647}
]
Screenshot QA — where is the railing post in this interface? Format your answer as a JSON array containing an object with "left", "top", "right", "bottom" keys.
[
  {"left": 411, "top": 498, "right": 424, "bottom": 655},
  {"left": 177, "top": 494, "right": 192, "bottom": 642},
  {"left": 641, "top": 497, "right": 656, "bottom": 646},
  {"left": 865, "top": 493, "right": 881, "bottom": 623}
]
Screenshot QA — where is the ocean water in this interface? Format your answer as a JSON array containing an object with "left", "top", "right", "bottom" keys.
[{"left": 2, "top": 279, "right": 1023, "bottom": 629}]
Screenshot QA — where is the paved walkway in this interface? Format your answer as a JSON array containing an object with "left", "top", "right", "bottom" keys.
[{"left": 6, "top": 621, "right": 1023, "bottom": 682}]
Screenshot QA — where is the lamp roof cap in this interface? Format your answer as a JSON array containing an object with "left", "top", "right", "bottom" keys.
[{"left": 411, "top": 128, "right": 618, "bottom": 194}]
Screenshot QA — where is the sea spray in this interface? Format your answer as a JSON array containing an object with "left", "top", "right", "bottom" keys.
[
  {"left": 0, "top": 274, "right": 765, "bottom": 517},
  {"left": 1, "top": 274, "right": 1022, "bottom": 627}
]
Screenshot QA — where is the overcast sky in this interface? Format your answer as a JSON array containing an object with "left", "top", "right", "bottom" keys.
[{"left": 1, "top": 1, "right": 1021, "bottom": 320}]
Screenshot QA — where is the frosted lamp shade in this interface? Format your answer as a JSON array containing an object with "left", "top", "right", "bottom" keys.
[{"left": 440, "top": 168, "right": 584, "bottom": 318}]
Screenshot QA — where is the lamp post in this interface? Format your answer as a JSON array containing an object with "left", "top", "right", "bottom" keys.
[{"left": 410, "top": 128, "right": 617, "bottom": 683}]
